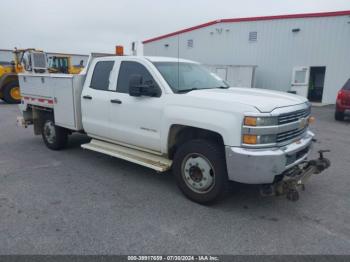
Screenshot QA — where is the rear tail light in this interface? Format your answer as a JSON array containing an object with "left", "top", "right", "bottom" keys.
[{"left": 337, "top": 90, "right": 345, "bottom": 104}]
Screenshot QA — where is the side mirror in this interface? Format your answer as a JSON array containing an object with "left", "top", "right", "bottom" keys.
[
  {"left": 129, "top": 74, "right": 143, "bottom": 97},
  {"left": 129, "top": 74, "right": 159, "bottom": 97}
]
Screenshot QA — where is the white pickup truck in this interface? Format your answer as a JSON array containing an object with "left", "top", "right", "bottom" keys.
[{"left": 17, "top": 54, "right": 330, "bottom": 203}]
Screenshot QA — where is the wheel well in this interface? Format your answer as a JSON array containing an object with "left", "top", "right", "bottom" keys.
[
  {"left": 31, "top": 106, "right": 53, "bottom": 135},
  {"left": 168, "top": 125, "right": 224, "bottom": 159}
]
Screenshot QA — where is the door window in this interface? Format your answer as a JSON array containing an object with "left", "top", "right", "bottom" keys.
[
  {"left": 343, "top": 79, "right": 350, "bottom": 90},
  {"left": 295, "top": 71, "right": 307, "bottom": 84},
  {"left": 292, "top": 67, "right": 309, "bottom": 85},
  {"left": 90, "top": 61, "right": 114, "bottom": 90},
  {"left": 117, "top": 61, "right": 160, "bottom": 96}
]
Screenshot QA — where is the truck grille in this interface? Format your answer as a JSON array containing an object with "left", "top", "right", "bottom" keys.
[
  {"left": 277, "top": 127, "right": 307, "bottom": 143},
  {"left": 278, "top": 108, "right": 311, "bottom": 125}
]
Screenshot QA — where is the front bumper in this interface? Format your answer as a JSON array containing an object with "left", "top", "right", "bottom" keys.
[{"left": 225, "top": 130, "right": 314, "bottom": 184}]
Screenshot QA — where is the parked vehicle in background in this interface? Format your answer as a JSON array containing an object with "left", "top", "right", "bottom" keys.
[
  {"left": 17, "top": 53, "right": 330, "bottom": 204},
  {"left": 0, "top": 48, "right": 40, "bottom": 104},
  {"left": 47, "top": 55, "right": 83, "bottom": 74},
  {"left": 0, "top": 49, "right": 84, "bottom": 104},
  {"left": 335, "top": 79, "right": 350, "bottom": 121}
]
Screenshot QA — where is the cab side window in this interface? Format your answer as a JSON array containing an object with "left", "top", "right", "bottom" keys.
[
  {"left": 90, "top": 61, "right": 114, "bottom": 91},
  {"left": 117, "top": 61, "right": 161, "bottom": 96}
]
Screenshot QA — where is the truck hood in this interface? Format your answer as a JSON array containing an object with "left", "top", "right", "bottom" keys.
[{"left": 186, "top": 87, "right": 308, "bottom": 113}]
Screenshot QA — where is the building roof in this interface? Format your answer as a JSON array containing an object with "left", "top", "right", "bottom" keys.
[{"left": 143, "top": 10, "right": 350, "bottom": 44}]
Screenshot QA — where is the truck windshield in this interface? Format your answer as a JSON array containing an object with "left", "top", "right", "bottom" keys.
[{"left": 153, "top": 62, "right": 229, "bottom": 93}]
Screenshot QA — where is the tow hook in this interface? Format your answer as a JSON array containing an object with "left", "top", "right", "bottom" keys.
[{"left": 260, "top": 150, "right": 331, "bottom": 202}]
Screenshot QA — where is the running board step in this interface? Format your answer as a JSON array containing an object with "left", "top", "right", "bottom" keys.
[{"left": 81, "top": 139, "right": 172, "bottom": 172}]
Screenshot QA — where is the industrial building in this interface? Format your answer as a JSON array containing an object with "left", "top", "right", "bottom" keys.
[{"left": 143, "top": 10, "right": 350, "bottom": 104}]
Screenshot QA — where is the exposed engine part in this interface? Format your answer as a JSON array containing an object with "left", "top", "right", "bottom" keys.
[{"left": 260, "top": 150, "right": 331, "bottom": 201}]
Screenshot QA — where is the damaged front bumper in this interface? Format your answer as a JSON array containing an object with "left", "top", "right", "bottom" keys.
[
  {"left": 225, "top": 131, "right": 315, "bottom": 184},
  {"left": 225, "top": 130, "right": 331, "bottom": 201},
  {"left": 266, "top": 150, "right": 331, "bottom": 201}
]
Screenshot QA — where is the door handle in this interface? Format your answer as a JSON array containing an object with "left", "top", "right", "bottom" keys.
[
  {"left": 110, "top": 99, "right": 122, "bottom": 104},
  {"left": 83, "top": 95, "right": 92, "bottom": 100}
]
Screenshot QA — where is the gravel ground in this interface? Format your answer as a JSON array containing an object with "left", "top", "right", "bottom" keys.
[{"left": 0, "top": 102, "right": 349, "bottom": 255}]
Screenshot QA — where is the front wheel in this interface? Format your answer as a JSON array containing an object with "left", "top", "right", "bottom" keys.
[
  {"left": 335, "top": 111, "right": 345, "bottom": 121},
  {"left": 42, "top": 118, "right": 68, "bottom": 150},
  {"left": 173, "top": 139, "right": 228, "bottom": 204},
  {"left": 2, "top": 81, "right": 21, "bottom": 104}
]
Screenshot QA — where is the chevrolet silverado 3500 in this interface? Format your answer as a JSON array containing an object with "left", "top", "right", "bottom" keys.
[{"left": 17, "top": 55, "right": 330, "bottom": 203}]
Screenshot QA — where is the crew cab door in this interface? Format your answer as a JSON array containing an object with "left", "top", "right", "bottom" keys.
[
  {"left": 108, "top": 60, "right": 164, "bottom": 152},
  {"left": 81, "top": 60, "right": 115, "bottom": 139}
]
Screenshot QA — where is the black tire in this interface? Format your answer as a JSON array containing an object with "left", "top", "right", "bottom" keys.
[
  {"left": 41, "top": 117, "right": 68, "bottom": 150},
  {"left": 2, "top": 81, "right": 21, "bottom": 104},
  {"left": 172, "top": 139, "right": 228, "bottom": 204},
  {"left": 335, "top": 111, "right": 345, "bottom": 121}
]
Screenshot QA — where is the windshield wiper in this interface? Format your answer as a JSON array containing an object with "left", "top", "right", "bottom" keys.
[
  {"left": 213, "top": 86, "right": 229, "bottom": 89},
  {"left": 176, "top": 86, "right": 229, "bottom": 93},
  {"left": 176, "top": 88, "right": 199, "bottom": 93}
]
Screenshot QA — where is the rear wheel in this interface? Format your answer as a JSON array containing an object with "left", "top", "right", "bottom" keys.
[
  {"left": 335, "top": 111, "right": 345, "bottom": 121},
  {"left": 42, "top": 118, "right": 68, "bottom": 150},
  {"left": 173, "top": 139, "right": 228, "bottom": 204},
  {"left": 2, "top": 81, "right": 21, "bottom": 104}
]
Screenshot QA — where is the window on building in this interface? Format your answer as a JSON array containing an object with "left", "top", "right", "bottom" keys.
[
  {"left": 187, "top": 39, "right": 194, "bottom": 48},
  {"left": 249, "top": 31, "right": 258, "bottom": 42},
  {"left": 117, "top": 61, "right": 160, "bottom": 96},
  {"left": 90, "top": 61, "right": 114, "bottom": 90},
  {"left": 295, "top": 70, "right": 307, "bottom": 84}
]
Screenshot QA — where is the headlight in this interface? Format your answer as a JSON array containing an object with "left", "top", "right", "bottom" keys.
[
  {"left": 244, "top": 116, "right": 278, "bottom": 126},
  {"left": 243, "top": 134, "right": 276, "bottom": 145}
]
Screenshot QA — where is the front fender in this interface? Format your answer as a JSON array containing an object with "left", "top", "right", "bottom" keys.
[{"left": 161, "top": 105, "right": 244, "bottom": 153}]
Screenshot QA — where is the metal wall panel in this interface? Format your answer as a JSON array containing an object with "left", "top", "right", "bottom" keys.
[{"left": 144, "top": 15, "right": 350, "bottom": 103}]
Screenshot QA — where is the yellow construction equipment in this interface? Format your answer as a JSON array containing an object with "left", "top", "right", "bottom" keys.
[
  {"left": 0, "top": 48, "right": 32, "bottom": 103},
  {"left": 0, "top": 48, "right": 84, "bottom": 104},
  {"left": 47, "top": 54, "right": 83, "bottom": 74}
]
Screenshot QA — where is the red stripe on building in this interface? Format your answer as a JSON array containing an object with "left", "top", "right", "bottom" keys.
[{"left": 143, "top": 10, "right": 350, "bottom": 44}]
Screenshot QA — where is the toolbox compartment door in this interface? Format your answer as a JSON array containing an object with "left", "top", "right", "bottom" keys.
[
  {"left": 52, "top": 76, "right": 76, "bottom": 129},
  {"left": 19, "top": 73, "right": 84, "bottom": 131},
  {"left": 52, "top": 74, "right": 85, "bottom": 131}
]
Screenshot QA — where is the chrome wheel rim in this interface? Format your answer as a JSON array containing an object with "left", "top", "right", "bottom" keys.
[
  {"left": 44, "top": 121, "right": 56, "bottom": 144},
  {"left": 181, "top": 153, "right": 215, "bottom": 194}
]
